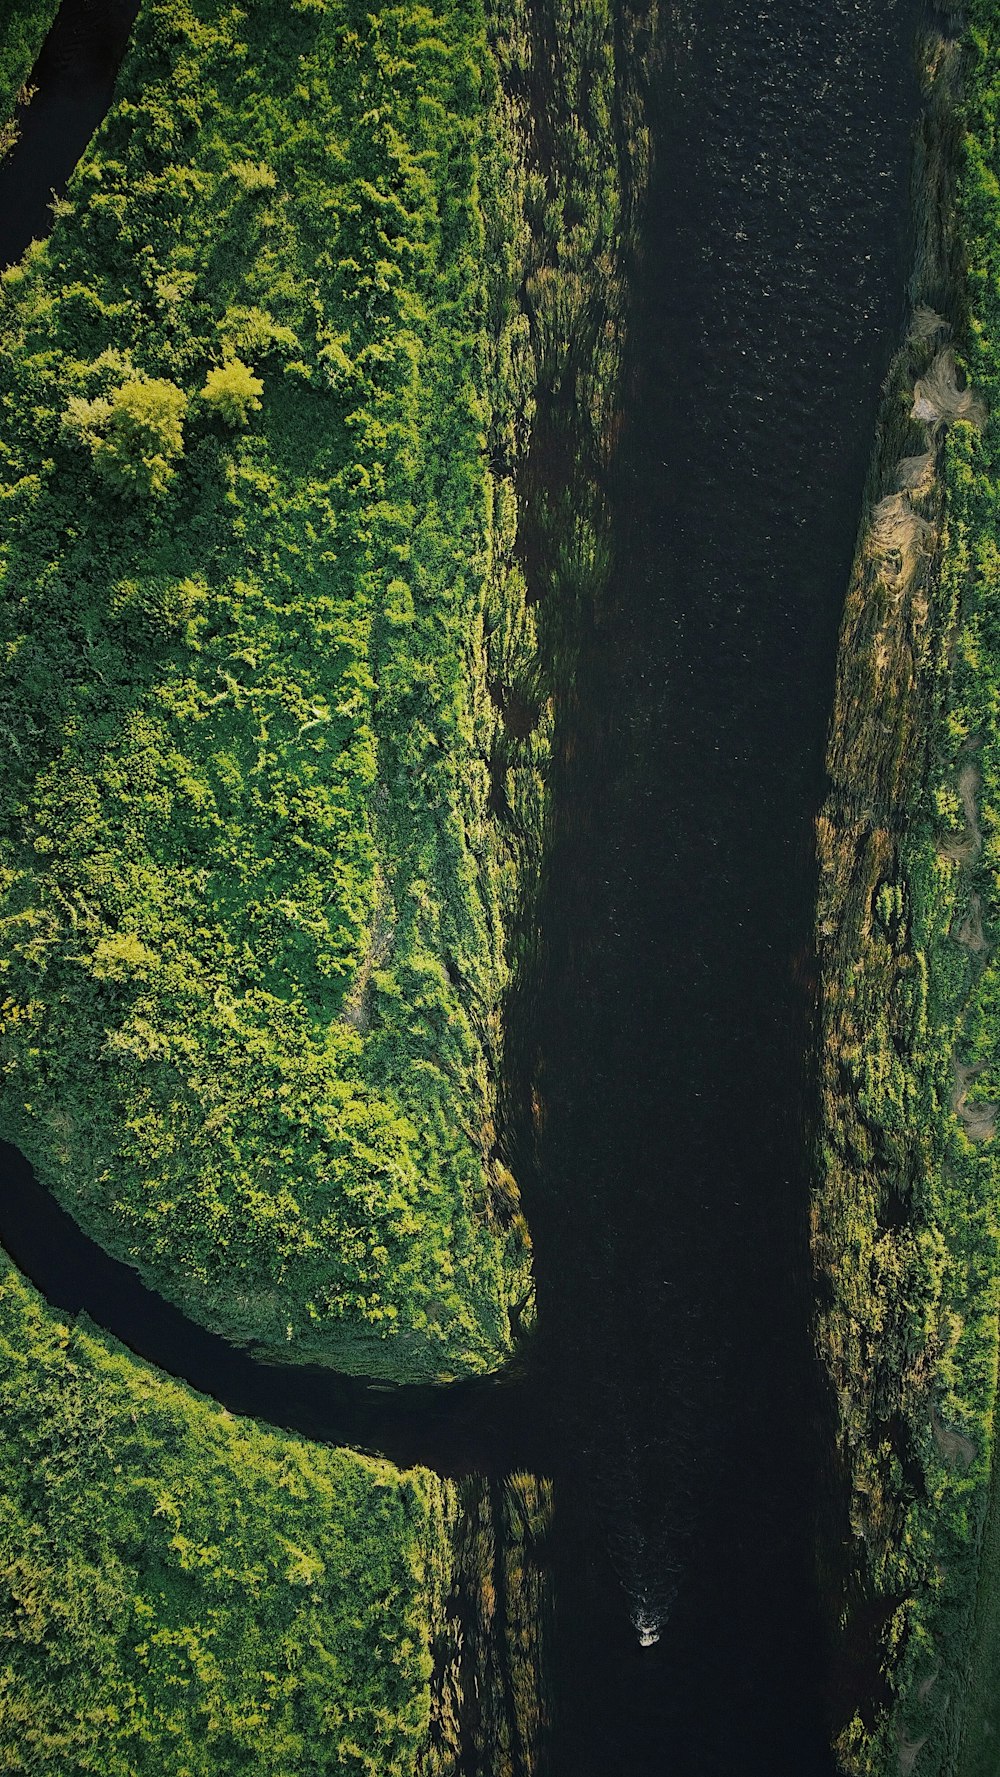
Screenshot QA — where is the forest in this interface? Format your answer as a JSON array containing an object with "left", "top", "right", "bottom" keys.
[
  {"left": 0, "top": 7, "right": 499, "bottom": 1766},
  {"left": 21, "top": 0, "right": 1000, "bottom": 1767},
  {"left": 0, "top": 0, "right": 58, "bottom": 144},
  {"left": 0, "top": 1253, "right": 455, "bottom": 1776}
]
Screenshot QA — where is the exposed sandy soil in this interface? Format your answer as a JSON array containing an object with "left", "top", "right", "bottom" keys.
[
  {"left": 952, "top": 1058, "right": 997, "bottom": 1142},
  {"left": 894, "top": 449, "right": 936, "bottom": 496},
  {"left": 916, "top": 1667, "right": 940, "bottom": 1703},
  {"left": 866, "top": 491, "right": 934, "bottom": 587},
  {"left": 953, "top": 890, "right": 987, "bottom": 953},
  {"left": 341, "top": 896, "right": 395, "bottom": 1034},
  {"left": 911, "top": 345, "right": 987, "bottom": 429},
  {"left": 939, "top": 764, "right": 983, "bottom": 865},
  {"left": 932, "top": 1403, "right": 977, "bottom": 1471},
  {"left": 896, "top": 1726, "right": 927, "bottom": 1777}
]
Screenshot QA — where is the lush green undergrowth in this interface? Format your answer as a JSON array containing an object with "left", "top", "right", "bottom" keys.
[
  {"left": 0, "top": 1256, "right": 453, "bottom": 1775},
  {"left": 0, "top": 0, "right": 645, "bottom": 1768},
  {"left": 815, "top": 11, "right": 1000, "bottom": 1771},
  {"left": 0, "top": 0, "right": 547, "bottom": 1379},
  {"left": 0, "top": 0, "right": 58, "bottom": 149}
]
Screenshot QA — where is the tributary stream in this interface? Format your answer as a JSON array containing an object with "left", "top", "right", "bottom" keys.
[{"left": 0, "top": 0, "right": 926, "bottom": 1772}]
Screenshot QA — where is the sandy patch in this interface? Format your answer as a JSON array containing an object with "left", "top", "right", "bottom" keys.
[
  {"left": 909, "top": 305, "right": 949, "bottom": 345},
  {"left": 911, "top": 346, "right": 987, "bottom": 429},
  {"left": 916, "top": 1666, "right": 940, "bottom": 1703},
  {"left": 932, "top": 1403, "right": 976, "bottom": 1470},
  {"left": 952, "top": 1057, "right": 997, "bottom": 1142},
  {"left": 341, "top": 897, "right": 395, "bottom": 1033},
  {"left": 896, "top": 1727, "right": 927, "bottom": 1777},
  {"left": 894, "top": 450, "right": 936, "bottom": 496},
  {"left": 953, "top": 890, "right": 987, "bottom": 953},
  {"left": 939, "top": 764, "right": 983, "bottom": 864},
  {"left": 866, "top": 493, "right": 934, "bottom": 586}
]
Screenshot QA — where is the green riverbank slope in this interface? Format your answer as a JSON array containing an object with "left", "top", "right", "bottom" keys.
[
  {"left": 0, "top": 0, "right": 650, "bottom": 1386},
  {"left": 815, "top": 8, "right": 1000, "bottom": 1771},
  {"left": 0, "top": 0, "right": 546, "bottom": 1382},
  {"left": 0, "top": 1254, "right": 458, "bottom": 1777},
  {"left": 0, "top": 1248, "right": 558, "bottom": 1777}
]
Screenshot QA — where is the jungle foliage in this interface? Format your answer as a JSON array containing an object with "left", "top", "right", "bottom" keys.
[
  {"left": 0, "top": 0, "right": 546, "bottom": 1380},
  {"left": 814, "top": 11, "right": 1000, "bottom": 1771},
  {"left": 0, "top": 1257, "right": 454, "bottom": 1776}
]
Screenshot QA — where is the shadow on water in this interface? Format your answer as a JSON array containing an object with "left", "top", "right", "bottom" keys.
[{"left": 0, "top": 0, "right": 929, "bottom": 1771}]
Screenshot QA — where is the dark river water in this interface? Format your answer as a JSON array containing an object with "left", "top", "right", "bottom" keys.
[
  {"left": 518, "top": 0, "right": 924, "bottom": 1772},
  {"left": 0, "top": 0, "right": 924, "bottom": 1772}
]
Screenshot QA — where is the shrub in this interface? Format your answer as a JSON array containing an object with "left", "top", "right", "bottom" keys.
[
  {"left": 62, "top": 374, "right": 188, "bottom": 495},
  {"left": 200, "top": 357, "right": 265, "bottom": 426}
]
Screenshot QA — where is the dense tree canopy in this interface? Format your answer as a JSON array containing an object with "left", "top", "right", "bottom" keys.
[
  {"left": 0, "top": 0, "right": 58, "bottom": 148},
  {"left": 0, "top": 0, "right": 542, "bottom": 1379}
]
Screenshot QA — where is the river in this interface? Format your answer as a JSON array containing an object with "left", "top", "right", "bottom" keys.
[
  {"left": 0, "top": 0, "right": 924, "bottom": 1773},
  {"left": 517, "top": 0, "right": 924, "bottom": 1770}
]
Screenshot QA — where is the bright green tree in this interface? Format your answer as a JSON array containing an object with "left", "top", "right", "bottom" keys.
[
  {"left": 62, "top": 375, "right": 188, "bottom": 495},
  {"left": 200, "top": 357, "right": 264, "bottom": 426}
]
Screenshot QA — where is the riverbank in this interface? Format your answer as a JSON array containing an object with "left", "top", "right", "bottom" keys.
[
  {"left": 0, "top": 9, "right": 504, "bottom": 1769},
  {"left": 813, "top": 9, "right": 1000, "bottom": 1771},
  {"left": 513, "top": 0, "right": 923, "bottom": 1767},
  {"left": 0, "top": 0, "right": 58, "bottom": 140},
  {"left": 0, "top": 0, "right": 659, "bottom": 1392},
  {"left": 0, "top": 1254, "right": 457, "bottom": 1776}
]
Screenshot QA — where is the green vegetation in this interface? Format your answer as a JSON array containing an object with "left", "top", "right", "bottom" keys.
[
  {"left": 0, "top": 0, "right": 655, "bottom": 1764},
  {"left": 0, "top": 0, "right": 653, "bottom": 1390},
  {"left": 814, "top": 12, "right": 1000, "bottom": 1771},
  {"left": 954, "top": 1429, "right": 1000, "bottom": 1777},
  {"left": 0, "top": 1255, "right": 456, "bottom": 1775},
  {"left": 0, "top": 0, "right": 545, "bottom": 1380},
  {"left": 0, "top": 0, "right": 58, "bottom": 151}
]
